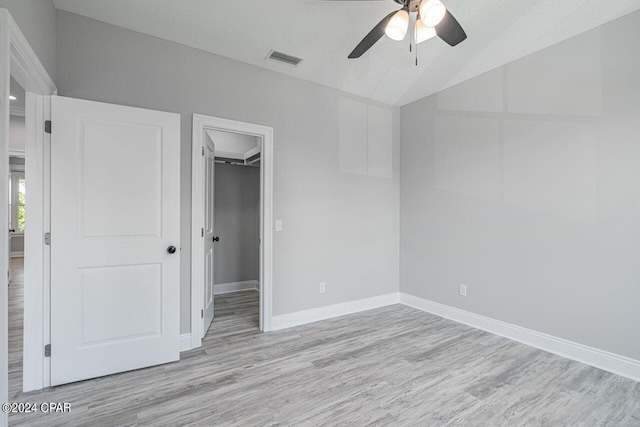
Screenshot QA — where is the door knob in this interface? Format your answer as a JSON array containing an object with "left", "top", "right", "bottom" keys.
[
  {"left": 167, "top": 245, "right": 177, "bottom": 254},
  {"left": 213, "top": 236, "right": 220, "bottom": 242}
]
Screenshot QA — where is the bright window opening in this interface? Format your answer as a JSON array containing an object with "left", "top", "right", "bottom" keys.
[{"left": 9, "top": 172, "right": 25, "bottom": 233}]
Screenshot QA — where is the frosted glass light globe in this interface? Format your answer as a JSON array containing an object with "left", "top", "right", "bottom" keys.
[
  {"left": 419, "top": 0, "right": 447, "bottom": 28},
  {"left": 385, "top": 9, "right": 410, "bottom": 41}
]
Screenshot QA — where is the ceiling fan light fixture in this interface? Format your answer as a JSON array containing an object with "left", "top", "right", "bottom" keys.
[
  {"left": 415, "top": 18, "right": 436, "bottom": 43},
  {"left": 385, "top": 9, "right": 409, "bottom": 41},
  {"left": 419, "top": 0, "right": 447, "bottom": 28}
]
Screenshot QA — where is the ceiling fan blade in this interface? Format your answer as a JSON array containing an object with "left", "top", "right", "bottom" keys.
[
  {"left": 435, "top": 10, "right": 467, "bottom": 47},
  {"left": 348, "top": 10, "right": 397, "bottom": 59}
]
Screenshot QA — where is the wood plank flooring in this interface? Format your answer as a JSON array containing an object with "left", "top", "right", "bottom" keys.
[
  {"left": 8, "top": 257, "right": 25, "bottom": 401},
  {"left": 8, "top": 258, "right": 640, "bottom": 426}
]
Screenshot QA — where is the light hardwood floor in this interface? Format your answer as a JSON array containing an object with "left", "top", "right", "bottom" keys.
[
  {"left": 8, "top": 259, "right": 640, "bottom": 426},
  {"left": 8, "top": 257, "right": 25, "bottom": 401}
]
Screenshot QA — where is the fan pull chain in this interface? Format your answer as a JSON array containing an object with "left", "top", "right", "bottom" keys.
[
  {"left": 416, "top": 40, "right": 418, "bottom": 66},
  {"left": 414, "top": 17, "right": 418, "bottom": 66}
]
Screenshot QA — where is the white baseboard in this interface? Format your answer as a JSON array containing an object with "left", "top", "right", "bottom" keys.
[
  {"left": 214, "top": 280, "right": 259, "bottom": 295},
  {"left": 180, "top": 289, "right": 640, "bottom": 382},
  {"left": 399, "top": 292, "right": 640, "bottom": 383},
  {"left": 179, "top": 333, "right": 192, "bottom": 352},
  {"left": 10, "top": 251, "right": 24, "bottom": 258},
  {"left": 272, "top": 292, "right": 400, "bottom": 331}
]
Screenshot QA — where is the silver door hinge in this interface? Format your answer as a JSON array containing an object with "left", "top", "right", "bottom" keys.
[
  {"left": 44, "top": 232, "right": 51, "bottom": 245},
  {"left": 201, "top": 228, "right": 204, "bottom": 237},
  {"left": 202, "top": 146, "right": 205, "bottom": 156},
  {"left": 45, "top": 120, "right": 52, "bottom": 134},
  {"left": 44, "top": 344, "right": 51, "bottom": 357},
  {"left": 201, "top": 309, "right": 204, "bottom": 319}
]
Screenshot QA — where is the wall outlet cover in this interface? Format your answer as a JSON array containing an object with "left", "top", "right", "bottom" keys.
[{"left": 459, "top": 284, "right": 467, "bottom": 297}]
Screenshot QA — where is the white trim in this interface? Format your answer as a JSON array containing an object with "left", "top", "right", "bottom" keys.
[
  {"left": 272, "top": 293, "right": 400, "bottom": 331},
  {"left": 400, "top": 293, "right": 640, "bottom": 383},
  {"left": 1, "top": 8, "right": 57, "bottom": 415},
  {"left": 267, "top": 290, "right": 640, "bottom": 382},
  {"left": 214, "top": 280, "right": 259, "bottom": 295},
  {"left": 22, "top": 93, "right": 51, "bottom": 393},
  {"left": 243, "top": 145, "right": 261, "bottom": 160},
  {"left": 9, "top": 252, "right": 23, "bottom": 258},
  {"left": 8, "top": 148, "right": 24, "bottom": 158},
  {"left": 179, "top": 334, "right": 192, "bottom": 352},
  {"left": 191, "top": 114, "right": 274, "bottom": 350},
  {"left": 215, "top": 150, "right": 244, "bottom": 160},
  {"left": 4, "top": 10, "right": 56, "bottom": 96},
  {"left": 1, "top": 14, "right": 10, "bottom": 418},
  {"left": 10, "top": 105, "right": 24, "bottom": 117}
]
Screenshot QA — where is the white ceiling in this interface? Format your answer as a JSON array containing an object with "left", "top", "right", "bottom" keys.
[
  {"left": 52, "top": 0, "right": 640, "bottom": 106},
  {"left": 206, "top": 130, "right": 260, "bottom": 161}
]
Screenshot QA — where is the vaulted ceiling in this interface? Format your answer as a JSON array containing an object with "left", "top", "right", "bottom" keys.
[{"left": 52, "top": 0, "right": 640, "bottom": 106}]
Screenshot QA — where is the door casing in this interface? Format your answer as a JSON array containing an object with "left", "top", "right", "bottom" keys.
[
  {"left": 0, "top": 8, "right": 57, "bottom": 409},
  {"left": 190, "top": 114, "right": 274, "bottom": 349}
]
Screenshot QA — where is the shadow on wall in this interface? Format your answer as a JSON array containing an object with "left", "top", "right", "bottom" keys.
[
  {"left": 214, "top": 163, "right": 260, "bottom": 285},
  {"left": 431, "top": 17, "right": 640, "bottom": 224},
  {"left": 400, "top": 10, "right": 640, "bottom": 361}
]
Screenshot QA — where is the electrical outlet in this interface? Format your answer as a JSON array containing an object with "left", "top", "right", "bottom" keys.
[
  {"left": 275, "top": 219, "right": 283, "bottom": 232},
  {"left": 459, "top": 284, "right": 467, "bottom": 297},
  {"left": 319, "top": 282, "right": 326, "bottom": 294}
]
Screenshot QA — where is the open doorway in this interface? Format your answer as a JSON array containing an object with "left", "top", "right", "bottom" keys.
[
  {"left": 190, "top": 114, "right": 273, "bottom": 349},
  {"left": 1, "top": 10, "right": 57, "bottom": 404},
  {"left": 208, "top": 130, "right": 261, "bottom": 337},
  {"left": 7, "top": 77, "right": 26, "bottom": 399}
]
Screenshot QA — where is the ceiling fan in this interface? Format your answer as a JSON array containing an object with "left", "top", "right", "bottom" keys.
[{"left": 346, "top": 0, "right": 467, "bottom": 59}]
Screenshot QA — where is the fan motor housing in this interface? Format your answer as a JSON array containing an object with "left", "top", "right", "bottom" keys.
[{"left": 394, "top": 0, "right": 421, "bottom": 12}]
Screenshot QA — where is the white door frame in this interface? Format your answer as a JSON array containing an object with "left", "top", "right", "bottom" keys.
[
  {"left": 1, "top": 7, "right": 57, "bottom": 413},
  {"left": 190, "top": 114, "right": 273, "bottom": 348}
]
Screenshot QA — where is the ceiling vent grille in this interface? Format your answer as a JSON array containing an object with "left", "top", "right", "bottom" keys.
[{"left": 266, "top": 50, "right": 304, "bottom": 67}]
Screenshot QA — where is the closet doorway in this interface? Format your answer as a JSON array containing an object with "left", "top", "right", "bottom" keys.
[{"left": 190, "top": 115, "right": 274, "bottom": 349}]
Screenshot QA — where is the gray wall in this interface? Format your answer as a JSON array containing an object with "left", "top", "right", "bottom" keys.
[
  {"left": 214, "top": 164, "right": 260, "bottom": 285},
  {"left": 8, "top": 157, "right": 23, "bottom": 166},
  {"left": 56, "top": 11, "right": 400, "bottom": 333},
  {"left": 0, "top": 0, "right": 56, "bottom": 81},
  {"left": 10, "top": 238, "right": 23, "bottom": 254},
  {"left": 9, "top": 115, "right": 24, "bottom": 152},
  {"left": 400, "top": 10, "right": 640, "bottom": 360}
]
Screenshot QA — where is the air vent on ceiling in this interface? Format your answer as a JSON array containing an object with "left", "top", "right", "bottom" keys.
[{"left": 266, "top": 50, "right": 303, "bottom": 67}]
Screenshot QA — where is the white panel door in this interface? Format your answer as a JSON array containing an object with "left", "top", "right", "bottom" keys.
[
  {"left": 50, "top": 95, "right": 181, "bottom": 386},
  {"left": 202, "top": 137, "right": 215, "bottom": 337}
]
